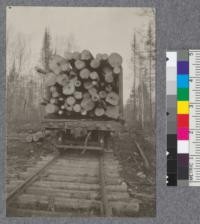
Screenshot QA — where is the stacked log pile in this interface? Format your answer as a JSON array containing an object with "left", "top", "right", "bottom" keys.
[{"left": 37, "top": 50, "right": 123, "bottom": 120}]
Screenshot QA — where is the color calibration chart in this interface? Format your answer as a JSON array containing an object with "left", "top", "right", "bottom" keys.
[{"left": 166, "top": 50, "right": 200, "bottom": 186}]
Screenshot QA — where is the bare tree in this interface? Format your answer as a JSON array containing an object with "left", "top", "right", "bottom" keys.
[{"left": 41, "top": 27, "right": 52, "bottom": 70}]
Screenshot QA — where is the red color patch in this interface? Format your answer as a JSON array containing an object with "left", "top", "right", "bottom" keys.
[{"left": 177, "top": 114, "right": 189, "bottom": 128}]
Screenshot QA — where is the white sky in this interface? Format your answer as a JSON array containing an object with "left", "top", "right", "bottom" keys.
[{"left": 7, "top": 6, "right": 155, "bottom": 103}]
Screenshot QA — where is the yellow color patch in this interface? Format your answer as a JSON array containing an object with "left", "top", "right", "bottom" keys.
[{"left": 177, "top": 101, "right": 189, "bottom": 114}]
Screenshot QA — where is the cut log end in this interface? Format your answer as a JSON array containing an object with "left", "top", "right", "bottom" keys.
[
  {"left": 95, "top": 107, "right": 105, "bottom": 117},
  {"left": 108, "top": 53, "right": 123, "bottom": 68}
]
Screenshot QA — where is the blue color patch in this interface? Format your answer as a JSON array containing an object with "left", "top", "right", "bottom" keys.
[
  {"left": 177, "top": 61, "right": 189, "bottom": 74},
  {"left": 177, "top": 75, "right": 189, "bottom": 88}
]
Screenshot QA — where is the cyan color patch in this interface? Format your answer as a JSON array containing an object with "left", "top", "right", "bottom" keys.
[{"left": 177, "top": 75, "right": 189, "bottom": 88}]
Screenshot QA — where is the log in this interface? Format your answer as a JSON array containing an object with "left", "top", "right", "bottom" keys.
[
  {"left": 80, "top": 68, "right": 90, "bottom": 79},
  {"left": 64, "top": 51, "right": 73, "bottom": 61},
  {"left": 58, "top": 97, "right": 64, "bottom": 102},
  {"left": 72, "top": 51, "right": 80, "bottom": 60},
  {"left": 26, "top": 135, "right": 33, "bottom": 143},
  {"left": 105, "top": 106, "right": 119, "bottom": 119},
  {"left": 94, "top": 107, "right": 105, "bottom": 117},
  {"left": 73, "top": 104, "right": 81, "bottom": 113},
  {"left": 74, "top": 91, "right": 83, "bottom": 100},
  {"left": 35, "top": 66, "right": 46, "bottom": 74},
  {"left": 49, "top": 86, "right": 57, "bottom": 93},
  {"left": 81, "top": 109, "right": 87, "bottom": 116},
  {"left": 44, "top": 73, "right": 57, "bottom": 87},
  {"left": 134, "top": 140, "right": 150, "bottom": 169},
  {"left": 108, "top": 53, "right": 123, "bottom": 68},
  {"left": 65, "top": 105, "right": 73, "bottom": 112},
  {"left": 60, "top": 105, "right": 65, "bottom": 110},
  {"left": 62, "top": 82, "right": 75, "bottom": 95},
  {"left": 27, "top": 186, "right": 99, "bottom": 200},
  {"left": 90, "top": 71, "right": 99, "bottom": 80},
  {"left": 83, "top": 92, "right": 91, "bottom": 99},
  {"left": 74, "top": 80, "right": 81, "bottom": 87},
  {"left": 40, "top": 100, "right": 48, "bottom": 106},
  {"left": 81, "top": 49, "right": 92, "bottom": 61},
  {"left": 105, "top": 72, "right": 114, "bottom": 83},
  {"left": 50, "top": 98, "right": 58, "bottom": 105},
  {"left": 113, "top": 66, "right": 121, "bottom": 74},
  {"left": 102, "top": 53, "right": 108, "bottom": 60},
  {"left": 49, "top": 55, "right": 71, "bottom": 75},
  {"left": 81, "top": 98, "right": 95, "bottom": 111},
  {"left": 99, "top": 90, "right": 107, "bottom": 99},
  {"left": 74, "top": 60, "right": 85, "bottom": 70},
  {"left": 14, "top": 194, "right": 100, "bottom": 211},
  {"left": 70, "top": 76, "right": 78, "bottom": 85},
  {"left": 58, "top": 110, "right": 64, "bottom": 115},
  {"left": 69, "top": 70, "right": 77, "bottom": 77},
  {"left": 88, "top": 87, "right": 97, "bottom": 97},
  {"left": 105, "top": 84, "right": 113, "bottom": 92},
  {"left": 65, "top": 96, "right": 76, "bottom": 106},
  {"left": 32, "top": 131, "right": 43, "bottom": 142},
  {"left": 96, "top": 53, "right": 103, "bottom": 61},
  {"left": 90, "top": 59, "right": 100, "bottom": 69},
  {"left": 52, "top": 91, "right": 60, "bottom": 98},
  {"left": 56, "top": 74, "right": 69, "bottom": 86},
  {"left": 36, "top": 131, "right": 44, "bottom": 139},
  {"left": 83, "top": 81, "right": 93, "bottom": 90},
  {"left": 98, "top": 99, "right": 107, "bottom": 109},
  {"left": 111, "top": 200, "right": 139, "bottom": 215},
  {"left": 92, "top": 81, "right": 98, "bottom": 86},
  {"left": 45, "top": 104, "right": 59, "bottom": 114},
  {"left": 100, "top": 82, "right": 105, "bottom": 87},
  {"left": 91, "top": 94, "right": 100, "bottom": 102},
  {"left": 43, "top": 87, "right": 51, "bottom": 101},
  {"left": 106, "top": 92, "right": 119, "bottom": 106},
  {"left": 33, "top": 180, "right": 99, "bottom": 191}
]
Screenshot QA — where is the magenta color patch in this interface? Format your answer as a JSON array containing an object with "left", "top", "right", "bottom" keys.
[{"left": 177, "top": 128, "right": 189, "bottom": 140}]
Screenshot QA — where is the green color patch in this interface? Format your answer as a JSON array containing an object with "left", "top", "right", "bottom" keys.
[{"left": 177, "top": 88, "right": 189, "bottom": 101}]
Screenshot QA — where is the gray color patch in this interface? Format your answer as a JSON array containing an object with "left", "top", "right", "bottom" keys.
[
  {"left": 167, "top": 95, "right": 176, "bottom": 107},
  {"left": 167, "top": 81, "right": 176, "bottom": 94},
  {"left": 177, "top": 180, "right": 188, "bottom": 186},
  {"left": 166, "top": 67, "right": 177, "bottom": 81},
  {"left": 167, "top": 121, "right": 176, "bottom": 134},
  {"left": 167, "top": 107, "right": 176, "bottom": 122},
  {"left": 178, "top": 50, "right": 189, "bottom": 61}
]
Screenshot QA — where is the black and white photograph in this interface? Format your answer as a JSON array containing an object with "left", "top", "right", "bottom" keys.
[{"left": 6, "top": 6, "right": 155, "bottom": 217}]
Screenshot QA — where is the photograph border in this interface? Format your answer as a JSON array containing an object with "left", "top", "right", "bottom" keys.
[{"left": 1, "top": 0, "right": 200, "bottom": 223}]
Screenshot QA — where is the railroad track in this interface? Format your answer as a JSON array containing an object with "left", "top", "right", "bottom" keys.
[{"left": 6, "top": 150, "right": 139, "bottom": 217}]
